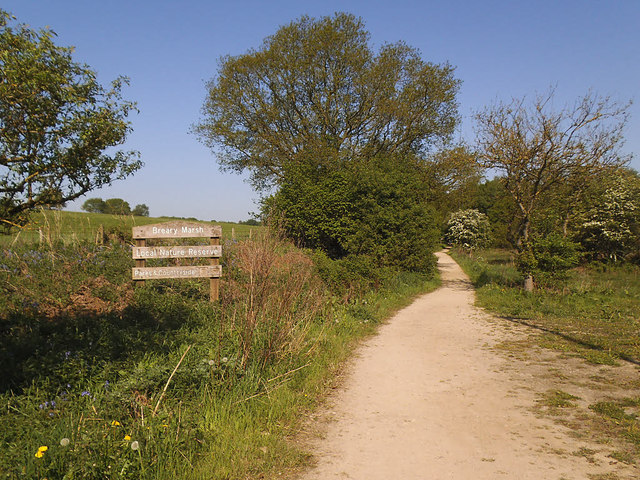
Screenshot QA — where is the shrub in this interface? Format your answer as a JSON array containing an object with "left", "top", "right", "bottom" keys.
[
  {"left": 516, "top": 234, "right": 581, "bottom": 287},
  {"left": 267, "top": 153, "right": 440, "bottom": 275},
  {"left": 444, "top": 209, "right": 491, "bottom": 250}
]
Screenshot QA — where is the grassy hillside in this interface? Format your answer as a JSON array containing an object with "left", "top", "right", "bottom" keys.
[{"left": 1, "top": 210, "right": 261, "bottom": 246}]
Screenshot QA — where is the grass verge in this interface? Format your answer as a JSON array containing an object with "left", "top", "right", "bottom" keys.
[
  {"left": 450, "top": 248, "right": 640, "bottom": 365},
  {"left": 1, "top": 232, "right": 438, "bottom": 479},
  {"left": 450, "top": 248, "right": 640, "bottom": 464}
]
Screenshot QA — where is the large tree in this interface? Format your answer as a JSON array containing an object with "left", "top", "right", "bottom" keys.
[
  {"left": 0, "top": 10, "right": 141, "bottom": 228},
  {"left": 194, "top": 13, "right": 460, "bottom": 190},
  {"left": 474, "top": 90, "right": 631, "bottom": 289}
]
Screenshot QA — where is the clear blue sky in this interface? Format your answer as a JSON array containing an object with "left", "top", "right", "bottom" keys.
[{"left": 3, "top": 0, "right": 639, "bottom": 221}]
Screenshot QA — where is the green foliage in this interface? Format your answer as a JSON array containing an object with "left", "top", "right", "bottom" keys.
[
  {"left": 82, "top": 198, "right": 107, "bottom": 214},
  {"left": 268, "top": 154, "right": 440, "bottom": 273},
  {"left": 0, "top": 10, "right": 141, "bottom": 229},
  {"left": 104, "top": 198, "right": 131, "bottom": 215},
  {"left": 472, "top": 178, "right": 518, "bottom": 247},
  {"left": 531, "top": 234, "right": 580, "bottom": 276},
  {"left": 423, "top": 146, "right": 483, "bottom": 214},
  {"left": 515, "top": 234, "right": 581, "bottom": 285},
  {"left": 195, "top": 12, "right": 460, "bottom": 190},
  {"left": 444, "top": 208, "right": 491, "bottom": 250},
  {"left": 238, "top": 218, "right": 260, "bottom": 226},
  {"left": 131, "top": 204, "right": 150, "bottom": 217}
]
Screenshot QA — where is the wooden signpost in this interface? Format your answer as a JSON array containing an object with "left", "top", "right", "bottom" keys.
[{"left": 132, "top": 221, "right": 222, "bottom": 301}]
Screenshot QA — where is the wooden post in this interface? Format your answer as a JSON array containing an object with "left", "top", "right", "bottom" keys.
[
  {"left": 135, "top": 238, "right": 146, "bottom": 287},
  {"left": 210, "top": 235, "right": 220, "bottom": 302}
]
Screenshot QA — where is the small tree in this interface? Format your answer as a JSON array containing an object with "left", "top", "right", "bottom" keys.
[
  {"left": 131, "top": 204, "right": 149, "bottom": 217},
  {"left": 81, "top": 197, "right": 107, "bottom": 214},
  {"left": 0, "top": 10, "right": 141, "bottom": 228},
  {"left": 475, "top": 89, "right": 630, "bottom": 290},
  {"left": 444, "top": 209, "right": 491, "bottom": 251},
  {"left": 516, "top": 234, "right": 580, "bottom": 288},
  {"left": 104, "top": 198, "right": 131, "bottom": 215}
]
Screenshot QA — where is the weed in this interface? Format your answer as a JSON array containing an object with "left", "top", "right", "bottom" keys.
[{"left": 538, "top": 390, "right": 581, "bottom": 410}]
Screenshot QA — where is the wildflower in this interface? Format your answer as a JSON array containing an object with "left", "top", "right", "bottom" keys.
[
  {"left": 35, "top": 446, "right": 48, "bottom": 458},
  {"left": 124, "top": 435, "right": 131, "bottom": 441},
  {"left": 130, "top": 441, "right": 139, "bottom": 451},
  {"left": 111, "top": 420, "right": 121, "bottom": 427},
  {"left": 60, "top": 438, "right": 70, "bottom": 447},
  {"left": 208, "top": 359, "right": 215, "bottom": 366},
  {"left": 221, "top": 357, "right": 228, "bottom": 363},
  {"left": 81, "top": 391, "right": 90, "bottom": 397}
]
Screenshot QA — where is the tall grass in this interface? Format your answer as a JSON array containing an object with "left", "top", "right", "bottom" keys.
[{"left": 1, "top": 227, "right": 438, "bottom": 479}]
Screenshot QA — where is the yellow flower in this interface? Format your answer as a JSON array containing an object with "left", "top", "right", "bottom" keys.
[
  {"left": 124, "top": 435, "right": 131, "bottom": 441},
  {"left": 35, "top": 446, "right": 48, "bottom": 458},
  {"left": 111, "top": 420, "right": 121, "bottom": 427}
]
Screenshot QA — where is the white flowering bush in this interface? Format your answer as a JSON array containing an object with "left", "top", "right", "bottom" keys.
[
  {"left": 444, "top": 209, "right": 491, "bottom": 250},
  {"left": 578, "top": 177, "right": 640, "bottom": 262}
]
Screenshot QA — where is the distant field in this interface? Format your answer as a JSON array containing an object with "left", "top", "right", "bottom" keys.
[{"left": 0, "top": 210, "right": 261, "bottom": 246}]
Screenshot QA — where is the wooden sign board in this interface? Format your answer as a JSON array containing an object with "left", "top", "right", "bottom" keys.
[
  {"left": 132, "top": 221, "right": 222, "bottom": 301},
  {"left": 133, "top": 221, "right": 221, "bottom": 239},
  {"left": 133, "top": 265, "right": 222, "bottom": 280},
  {"left": 132, "top": 245, "right": 222, "bottom": 259}
]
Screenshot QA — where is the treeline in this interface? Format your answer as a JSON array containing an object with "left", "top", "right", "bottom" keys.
[
  {"left": 195, "top": 13, "right": 637, "bottom": 291},
  {"left": 81, "top": 197, "right": 150, "bottom": 217},
  {"left": 445, "top": 168, "right": 640, "bottom": 265}
]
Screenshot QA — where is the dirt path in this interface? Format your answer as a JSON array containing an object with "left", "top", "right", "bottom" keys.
[{"left": 298, "top": 251, "right": 639, "bottom": 480}]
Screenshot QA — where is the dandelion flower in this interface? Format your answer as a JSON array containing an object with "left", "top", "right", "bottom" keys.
[
  {"left": 60, "top": 438, "right": 70, "bottom": 447},
  {"left": 124, "top": 435, "right": 131, "bottom": 441},
  {"left": 130, "top": 440, "right": 139, "bottom": 451},
  {"left": 35, "top": 446, "right": 48, "bottom": 458},
  {"left": 111, "top": 420, "right": 121, "bottom": 427},
  {"left": 221, "top": 357, "right": 228, "bottom": 363},
  {"left": 208, "top": 359, "right": 215, "bottom": 366}
]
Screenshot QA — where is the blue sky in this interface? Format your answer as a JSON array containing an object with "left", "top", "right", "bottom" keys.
[{"left": 3, "top": 0, "right": 639, "bottom": 221}]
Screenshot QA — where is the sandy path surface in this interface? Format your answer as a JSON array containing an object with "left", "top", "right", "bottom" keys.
[{"left": 298, "top": 251, "right": 638, "bottom": 480}]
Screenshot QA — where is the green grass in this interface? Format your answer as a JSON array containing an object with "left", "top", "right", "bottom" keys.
[
  {"left": 0, "top": 228, "right": 439, "bottom": 479},
  {"left": 450, "top": 248, "right": 640, "bottom": 365},
  {"left": 1, "top": 209, "right": 261, "bottom": 246}
]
